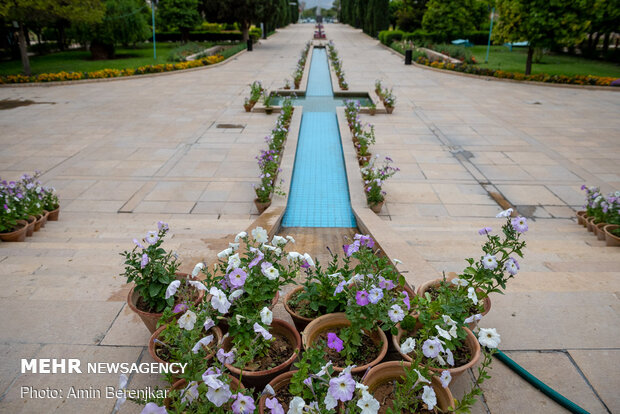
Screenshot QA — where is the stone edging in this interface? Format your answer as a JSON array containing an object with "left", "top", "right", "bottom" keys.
[
  {"left": 0, "top": 47, "right": 248, "bottom": 88},
  {"left": 377, "top": 40, "right": 619, "bottom": 92}
]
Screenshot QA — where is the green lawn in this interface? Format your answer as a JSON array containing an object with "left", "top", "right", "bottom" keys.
[
  {"left": 470, "top": 45, "right": 620, "bottom": 78},
  {"left": 0, "top": 42, "right": 229, "bottom": 76}
]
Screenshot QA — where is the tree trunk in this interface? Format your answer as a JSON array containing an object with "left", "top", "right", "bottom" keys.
[
  {"left": 525, "top": 46, "right": 533, "bottom": 76},
  {"left": 181, "top": 28, "right": 190, "bottom": 44},
  {"left": 17, "top": 23, "right": 31, "bottom": 76},
  {"left": 241, "top": 21, "right": 250, "bottom": 41},
  {"left": 603, "top": 32, "right": 610, "bottom": 54}
]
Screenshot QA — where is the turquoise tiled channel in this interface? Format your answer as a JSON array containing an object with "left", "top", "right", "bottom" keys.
[
  {"left": 306, "top": 48, "right": 333, "bottom": 97},
  {"left": 281, "top": 112, "right": 356, "bottom": 227}
]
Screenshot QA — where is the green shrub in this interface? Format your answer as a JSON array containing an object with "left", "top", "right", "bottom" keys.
[
  {"left": 379, "top": 30, "right": 404, "bottom": 45},
  {"left": 249, "top": 27, "right": 262, "bottom": 42},
  {"left": 167, "top": 42, "right": 210, "bottom": 62}
]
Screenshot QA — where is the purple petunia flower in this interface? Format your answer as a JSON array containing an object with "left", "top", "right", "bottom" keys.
[
  {"left": 228, "top": 268, "right": 247, "bottom": 288},
  {"left": 173, "top": 303, "right": 188, "bottom": 314},
  {"left": 355, "top": 290, "right": 370, "bottom": 306},
  {"left": 328, "top": 373, "right": 356, "bottom": 402},
  {"left": 478, "top": 227, "right": 492, "bottom": 235},
  {"left": 231, "top": 393, "right": 255, "bottom": 414},
  {"left": 327, "top": 332, "right": 344, "bottom": 352},
  {"left": 157, "top": 221, "right": 168, "bottom": 231},
  {"left": 378, "top": 276, "right": 395, "bottom": 290},
  {"left": 511, "top": 216, "right": 528, "bottom": 233},
  {"left": 403, "top": 291, "right": 410, "bottom": 310},
  {"left": 334, "top": 280, "right": 346, "bottom": 296},
  {"left": 368, "top": 287, "right": 384, "bottom": 304},
  {"left": 140, "top": 253, "right": 149, "bottom": 269}
]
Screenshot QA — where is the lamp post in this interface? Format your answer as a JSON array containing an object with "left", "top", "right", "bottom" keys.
[
  {"left": 151, "top": 0, "right": 158, "bottom": 60},
  {"left": 485, "top": 8, "right": 495, "bottom": 64}
]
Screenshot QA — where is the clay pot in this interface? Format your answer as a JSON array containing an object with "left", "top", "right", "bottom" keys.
[
  {"left": 255, "top": 199, "right": 272, "bottom": 214},
  {"left": 586, "top": 217, "right": 596, "bottom": 232},
  {"left": 223, "top": 318, "right": 301, "bottom": 390},
  {"left": 33, "top": 214, "right": 44, "bottom": 232},
  {"left": 40, "top": 210, "right": 49, "bottom": 228},
  {"left": 26, "top": 216, "right": 36, "bottom": 237},
  {"left": 244, "top": 103, "right": 253, "bottom": 112},
  {"left": 595, "top": 222, "right": 608, "bottom": 241},
  {"left": 127, "top": 275, "right": 205, "bottom": 334},
  {"left": 302, "top": 313, "right": 388, "bottom": 375},
  {"left": 283, "top": 286, "right": 315, "bottom": 333},
  {"left": 0, "top": 220, "right": 28, "bottom": 242},
  {"left": 385, "top": 106, "right": 394, "bottom": 114},
  {"left": 369, "top": 201, "right": 384, "bottom": 214},
  {"left": 362, "top": 361, "right": 455, "bottom": 412},
  {"left": 257, "top": 370, "right": 295, "bottom": 413},
  {"left": 393, "top": 321, "right": 480, "bottom": 380},
  {"left": 417, "top": 275, "right": 491, "bottom": 321},
  {"left": 149, "top": 324, "right": 223, "bottom": 366},
  {"left": 369, "top": 108, "right": 376, "bottom": 116},
  {"left": 576, "top": 210, "right": 587, "bottom": 226},
  {"left": 265, "top": 108, "right": 274, "bottom": 115},
  {"left": 47, "top": 205, "right": 60, "bottom": 221},
  {"left": 358, "top": 154, "right": 371, "bottom": 166},
  {"left": 164, "top": 376, "right": 243, "bottom": 410},
  {"left": 604, "top": 225, "right": 620, "bottom": 247}
]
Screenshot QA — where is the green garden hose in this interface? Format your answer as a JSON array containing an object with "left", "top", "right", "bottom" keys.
[{"left": 494, "top": 350, "right": 590, "bottom": 414}]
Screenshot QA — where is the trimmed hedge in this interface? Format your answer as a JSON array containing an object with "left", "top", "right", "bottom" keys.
[
  {"left": 155, "top": 28, "right": 262, "bottom": 43},
  {"left": 380, "top": 29, "right": 489, "bottom": 46}
]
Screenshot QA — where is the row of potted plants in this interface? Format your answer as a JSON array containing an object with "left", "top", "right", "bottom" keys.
[
  {"left": 314, "top": 23, "right": 326, "bottom": 40},
  {"left": 0, "top": 55, "right": 225, "bottom": 85},
  {"left": 120, "top": 209, "right": 525, "bottom": 413},
  {"left": 576, "top": 186, "right": 620, "bottom": 246},
  {"left": 373, "top": 80, "right": 396, "bottom": 114},
  {"left": 326, "top": 41, "right": 349, "bottom": 90},
  {"left": 244, "top": 81, "right": 265, "bottom": 112},
  {"left": 344, "top": 100, "right": 400, "bottom": 213},
  {"left": 253, "top": 97, "right": 294, "bottom": 214},
  {"left": 287, "top": 42, "right": 312, "bottom": 90},
  {"left": 0, "top": 172, "right": 60, "bottom": 242}
]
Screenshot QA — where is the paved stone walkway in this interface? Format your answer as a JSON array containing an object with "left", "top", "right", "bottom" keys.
[{"left": 0, "top": 24, "right": 619, "bottom": 413}]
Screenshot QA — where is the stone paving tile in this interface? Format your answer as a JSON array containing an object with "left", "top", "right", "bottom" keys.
[
  {"left": 0, "top": 343, "right": 42, "bottom": 398},
  {"left": 568, "top": 349, "right": 620, "bottom": 413},
  {"left": 496, "top": 184, "right": 566, "bottom": 206}
]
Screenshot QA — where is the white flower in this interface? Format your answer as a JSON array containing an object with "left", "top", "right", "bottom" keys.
[
  {"left": 448, "top": 324, "right": 457, "bottom": 339},
  {"left": 178, "top": 310, "right": 197, "bottom": 330},
  {"left": 204, "top": 318, "right": 215, "bottom": 331},
  {"left": 482, "top": 254, "right": 497, "bottom": 270},
  {"left": 286, "top": 235, "right": 295, "bottom": 244},
  {"left": 206, "top": 383, "right": 231, "bottom": 407},
  {"left": 202, "top": 370, "right": 224, "bottom": 390},
  {"left": 324, "top": 392, "right": 338, "bottom": 410},
  {"left": 234, "top": 231, "right": 247, "bottom": 242},
  {"left": 261, "top": 243, "right": 276, "bottom": 251},
  {"left": 302, "top": 253, "right": 315, "bottom": 267},
  {"left": 227, "top": 253, "right": 241, "bottom": 270},
  {"left": 356, "top": 390, "right": 380, "bottom": 414},
  {"left": 275, "top": 247, "right": 282, "bottom": 256},
  {"left": 218, "top": 247, "right": 233, "bottom": 259},
  {"left": 467, "top": 287, "right": 479, "bottom": 305},
  {"left": 229, "top": 242, "right": 240, "bottom": 251},
  {"left": 478, "top": 328, "right": 501, "bottom": 348},
  {"left": 439, "top": 371, "right": 452, "bottom": 388},
  {"left": 229, "top": 289, "right": 244, "bottom": 301},
  {"left": 413, "top": 369, "right": 430, "bottom": 385},
  {"left": 422, "top": 385, "right": 437, "bottom": 410},
  {"left": 260, "top": 307, "right": 273, "bottom": 325},
  {"left": 465, "top": 313, "right": 483, "bottom": 324},
  {"left": 328, "top": 272, "right": 341, "bottom": 279},
  {"left": 263, "top": 265, "right": 280, "bottom": 280},
  {"left": 317, "top": 361, "right": 333, "bottom": 377},
  {"left": 451, "top": 277, "right": 469, "bottom": 287},
  {"left": 355, "top": 383, "right": 369, "bottom": 393},
  {"left": 253, "top": 322, "right": 272, "bottom": 340},
  {"left": 445, "top": 348, "right": 455, "bottom": 366},
  {"left": 165, "top": 280, "right": 181, "bottom": 299},
  {"left": 191, "top": 262, "right": 205, "bottom": 277},
  {"left": 435, "top": 325, "right": 452, "bottom": 341},
  {"left": 272, "top": 235, "right": 287, "bottom": 246},
  {"left": 393, "top": 258, "right": 402, "bottom": 265},
  {"left": 287, "top": 251, "right": 302, "bottom": 262},
  {"left": 191, "top": 335, "right": 214, "bottom": 354},
  {"left": 442, "top": 315, "right": 456, "bottom": 326},
  {"left": 388, "top": 304, "right": 405, "bottom": 323},
  {"left": 187, "top": 280, "right": 207, "bottom": 291},
  {"left": 145, "top": 231, "right": 159, "bottom": 245},
  {"left": 496, "top": 208, "right": 513, "bottom": 218},
  {"left": 288, "top": 396, "right": 306, "bottom": 414},
  {"left": 210, "top": 287, "right": 231, "bottom": 314},
  {"left": 252, "top": 226, "right": 268, "bottom": 243},
  {"left": 400, "top": 337, "right": 416, "bottom": 354},
  {"left": 263, "top": 384, "right": 275, "bottom": 396}
]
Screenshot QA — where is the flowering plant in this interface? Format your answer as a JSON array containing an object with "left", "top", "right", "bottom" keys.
[
  {"left": 204, "top": 228, "right": 303, "bottom": 368},
  {"left": 583, "top": 185, "right": 620, "bottom": 227},
  {"left": 374, "top": 79, "right": 383, "bottom": 95},
  {"left": 0, "top": 179, "right": 28, "bottom": 232},
  {"left": 382, "top": 88, "right": 396, "bottom": 107},
  {"left": 41, "top": 186, "right": 59, "bottom": 211},
  {"left": 356, "top": 124, "right": 375, "bottom": 157},
  {"left": 19, "top": 172, "right": 46, "bottom": 217},
  {"left": 249, "top": 80, "right": 263, "bottom": 103},
  {"left": 361, "top": 156, "right": 400, "bottom": 206},
  {"left": 385, "top": 358, "right": 444, "bottom": 413},
  {"left": 325, "top": 235, "right": 410, "bottom": 365},
  {"left": 120, "top": 222, "right": 180, "bottom": 312}
]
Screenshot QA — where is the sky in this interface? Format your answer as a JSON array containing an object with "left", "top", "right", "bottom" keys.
[{"left": 301, "top": 0, "right": 335, "bottom": 9}]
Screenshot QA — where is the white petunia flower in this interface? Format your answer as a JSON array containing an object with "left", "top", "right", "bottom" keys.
[
  {"left": 287, "top": 251, "right": 302, "bottom": 262},
  {"left": 210, "top": 287, "right": 231, "bottom": 314},
  {"left": 165, "top": 280, "right": 181, "bottom": 299},
  {"left": 435, "top": 325, "right": 452, "bottom": 341},
  {"left": 229, "top": 289, "right": 244, "bottom": 301},
  {"left": 227, "top": 253, "right": 241, "bottom": 270},
  {"left": 442, "top": 315, "right": 456, "bottom": 326},
  {"left": 206, "top": 383, "right": 231, "bottom": 407},
  {"left": 357, "top": 390, "right": 380, "bottom": 414},
  {"left": 253, "top": 323, "right": 273, "bottom": 340},
  {"left": 288, "top": 396, "right": 306, "bottom": 414},
  {"left": 178, "top": 310, "right": 197, "bottom": 330},
  {"left": 400, "top": 337, "right": 416, "bottom": 354},
  {"left": 272, "top": 235, "right": 287, "bottom": 246},
  {"left": 191, "top": 262, "right": 205, "bottom": 277},
  {"left": 478, "top": 328, "right": 501, "bottom": 348},
  {"left": 440, "top": 370, "right": 451, "bottom": 387},
  {"left": 465, "top": 313, "right": 483, "bottom": 324},
  {"left": 467, "top": 287, "right": 479, "bottom": 305},
  {"left": 451, "top": 277, "right": 469, "bottom": 287},
  {"left": 393, "top": 258, "right": 402, "bottom": 265},
  {"left": 229, "top": 242, "right": 240, "bottom": 251},
  {"left": 252, "top": 226, "right": 268, "bottom": 243},
  {"left": 217, "top": 248, "right": 233, "bottom": 259},
  {"left": 482, "top": 254, "right": 498, "bottom": 270},
  {"left": 422, "top": 385, "right": 437, "bottom": 410},
  {"left": 260, "top": 307, "right": 273, "bottom": 325},
  {"left": 191, "top": 335, "right": 214, "bottom": 354},
  {"left": 234, "top": 231, "right": 247, "bottom": 242},
  {"left": 286, "top": 235, "right": 295, "bottom": 244},
  {"left": 324, "top": 391, "right": 338, "bottom": 410},
  {"left": 262, "top": 265, "right": 279, "bottom": 280},
  {"left": 496, "top": 208, "right": 513, "bottom": 218},
  {"left": 302, "top": 253, "right": 315, "bottom": 267},
  {"left": 187, "top": 280, "right": 207, "bottom": 291}
]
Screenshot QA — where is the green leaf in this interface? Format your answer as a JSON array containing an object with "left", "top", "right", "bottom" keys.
[{"left": 149, "top": 283, "right": 161, "bottom": 297}]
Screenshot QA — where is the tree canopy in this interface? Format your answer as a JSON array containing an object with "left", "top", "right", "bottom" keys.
[{"left": 158, "top": 0, "right": 201, "bottom": 42}]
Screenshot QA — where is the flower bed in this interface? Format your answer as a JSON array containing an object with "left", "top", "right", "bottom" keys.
[
  {"left": 326, "top": 41, "right": 349, "bottom": 90},
  {"left": 577, "top": 185, "right": 620, "bottom": 245},
  {"left": 0, "top": 55, "right": 225, "bottom": 85},
  {"left": 290, "top": 42, "right": 311, "bottom": 89}
]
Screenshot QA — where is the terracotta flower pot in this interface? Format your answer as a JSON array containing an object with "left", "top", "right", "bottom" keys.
[
  {"left": 301, "top": 313, "right": 388, "bottom": 375},
  {"left": 369, "top": 201, "right": 384, "bottom": 214},
  {"left": 358, "top": 154, "right": 371, "bottom": 166},
  {"left": 362, "top": 361, "right": 455, "bottom": 412},
  {"left": 223, "top": 318, "right": 301, "bottom": 390},
  {"left": 393, "top": 322, "right": 480, "bottom": 380},
  {"left": 149, "top": 324, "right": 223, "bottom": 366},
  {"left": 33, "top": 214, "right": 44, "bottom": 232},
  {"left": 576, "top": 211, "right": 587, "bottom": 226},
  {"left": 283, "top": 286, "right": 315, "bottom": 333},
  {"left": 244, "top": 103, "right": 253, "bottom": 112},
  {"left": 604, "top": 225, "right": 620, "bottom": 247},
  {"left": 595, "top": 222, "right": 608, "bottom": 241},
  {"left": 265, "top": 108, "right": 274, "bottom": 115},
  {"left": 417, "top": 275, "right": 491, "bottom": 322},
  {"left": 164, "top": 375, "right": 243, "bottom": 410},
  {"left": 257, "top": 370, "right": 295, "bottom": 414},
  {"left": 586, "top": 217, "right": 596, "bottom": 232},
  {"left": 127, "top": 276, "right": 205, "bottom": 334},
  {"left": 25, "top": 216, "right": 35, "bottom": 237},
  {"left": 369, "top": 108, "right": 376, "bottom": 116},
  {"left": 47, "top": 205, "right": 60, "bottom": 221},
  {"left": 0, "top": 220, "right": 28, "bottom": 242},
  {"left": 255, "top": 199, "right": 272, "bottom": 215},
  {"left": 40, "top": 210, "right": 49, "bottom": 228},
  {"left": 385, "top": 106, "right": 394, "bottom": 114}
]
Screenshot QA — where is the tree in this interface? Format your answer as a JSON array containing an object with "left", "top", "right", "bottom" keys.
[
  {"left": 388, "top": 0, "right": 404, "bottom": 29},
  {"left": 494, "top": 0, "right": 591, "bottom": 74},
  {"left": 395, "top": 0, "right": 427, "bottom": 32},
  {"left": 0, "top": 0, "right": 104, "bottom": 75},
  {"left": 201, "top": 0, "right": 278, "bottom": 41},
  {"left": 422, "top": 0, "right": 476, "bottom": 38},
  {"left": 158, "top": 0, "right": 201, "bottom": 43}
]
